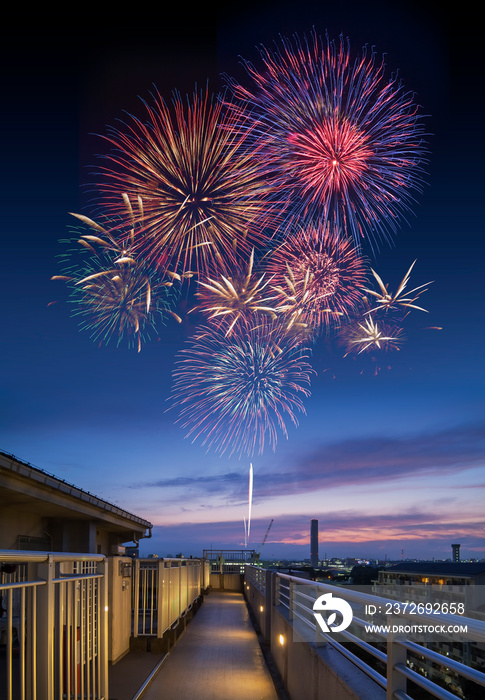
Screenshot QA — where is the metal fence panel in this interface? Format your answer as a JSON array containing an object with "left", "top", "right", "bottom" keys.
[
  {"left": 1, "top": 551, "right": 108, "bottom": 700},
  {"left": 132, "top": 558, "right": 204, "bottom": 639}
]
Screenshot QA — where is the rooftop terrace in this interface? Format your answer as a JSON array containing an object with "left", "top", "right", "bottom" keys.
[{"left": 2, "top": 550, "right": 485, "bottom": 700}]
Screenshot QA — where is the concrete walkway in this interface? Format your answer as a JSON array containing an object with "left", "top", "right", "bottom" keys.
[{"left": 139, "top": 591, "right": 279, "bottom": 700}]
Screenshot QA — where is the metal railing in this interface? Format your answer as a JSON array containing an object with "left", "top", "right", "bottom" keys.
[
  {"left": 244, "top": 564, "right": 267, "bottom": 595},
  {"left": 132, "top": 558, "right": 208, "bottom": 637},
  {"left": 245, "top": 566, "right": 485, "bottom": 700},
  {"left": 0, "top": 550, "right": 108, "bottom": 700},
  {"left": 203, "top": 549, "right": 257, "bottom": 574}
]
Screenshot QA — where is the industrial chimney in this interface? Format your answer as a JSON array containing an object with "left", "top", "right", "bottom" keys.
[{"left": 310, "top": 519, "right": 319, "bottom": 568}]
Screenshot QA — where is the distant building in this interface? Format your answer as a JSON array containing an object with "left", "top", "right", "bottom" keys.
[
  {"left": 376, "top": 561, "right": 485, "bottom": 590},
  {"left": 310, "top": 519, "right": 318, "bottom": 568},
  {"left": 0, "top": 450, "right": 152, "bottom": 555},
  {"left": 452, "top": 543, "right": 461, "bottom": 562},
  {"left": 374, "top": 561, "right": 485, "bottom": 686}
]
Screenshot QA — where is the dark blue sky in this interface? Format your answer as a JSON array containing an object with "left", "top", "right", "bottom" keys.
[{"left": 1, "top": 3, "right": 484, "bottom": 560}]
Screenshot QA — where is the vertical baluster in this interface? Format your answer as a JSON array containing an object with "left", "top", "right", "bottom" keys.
[
  {"left": 37, "top": 556, "right": 54, "bottom": 700},
  {"left": 73, "top": 578, "right": 79, "bottom": 700},
  {"left": 133, "top": 559, "right": 140, "bottom": 638},
  {"left": 99, "top": 558, "right": 109, "bottom": 700}
]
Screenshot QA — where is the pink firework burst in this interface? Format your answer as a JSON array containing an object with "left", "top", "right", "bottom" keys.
[
  {"left": 265, "top": 223, "right": 368, "bottom": 336},
  {"left": 226, "top": 31, "right": 428, "bottom": 248}
]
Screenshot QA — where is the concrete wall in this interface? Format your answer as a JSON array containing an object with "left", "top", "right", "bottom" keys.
[
  {"left": 210, "top": 572, "right": 243, "bottom": 591},
  {"left": 244, "top": 579, "right": 267, "bottom": 638},
  {"left": 246, "top": 576, "right": 385, "bottom": 700},
  {"left": 0, "top": 507, "right": 47, "bottom": 549}
]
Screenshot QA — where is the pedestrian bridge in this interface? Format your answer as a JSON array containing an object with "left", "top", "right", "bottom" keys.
[{"left": 1, "top": 550, "right": 485, "bottom": 700}]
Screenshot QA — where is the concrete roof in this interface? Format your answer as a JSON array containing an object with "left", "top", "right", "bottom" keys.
[
  {"left": 0, "top": 449, "right": 152, "bottom": 535},
  {"left": 384, "top": 562, "right": 485, "bottom": 577}
]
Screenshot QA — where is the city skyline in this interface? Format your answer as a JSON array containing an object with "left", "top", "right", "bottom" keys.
[{"left": 1, "top": 3, "right": 484, "bottom": 561}]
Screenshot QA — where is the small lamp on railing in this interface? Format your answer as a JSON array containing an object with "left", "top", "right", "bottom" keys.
[{"left": 278, "top": 634, "right": 285, "bottom": 646}]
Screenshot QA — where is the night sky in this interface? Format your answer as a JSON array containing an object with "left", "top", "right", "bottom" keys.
[{"left": 1, "top": 2, "right": 484, "bottom": 561}]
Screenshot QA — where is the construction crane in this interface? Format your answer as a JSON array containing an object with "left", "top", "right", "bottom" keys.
[{"left": 253, "top": 519, "right": 274, "bottom": 560}]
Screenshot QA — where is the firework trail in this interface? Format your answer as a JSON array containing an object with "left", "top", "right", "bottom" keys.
[
  {"left": 94, "top": 87, "right": 273, "bottom": 277},
  {"left": 247, "top": 463, "right": 253, "bottom": 543},
  {"left": 194, "top": 249, "right": 277, "bottom": 336},
  {"left": 169, "top": 321, "right": 314, "bottom": 457},
  {"left": 225, "top": 31, "right": 428, "bottom": 249},
  {"left": 265, "top": 222, "right": 368, "bottom": 337}
]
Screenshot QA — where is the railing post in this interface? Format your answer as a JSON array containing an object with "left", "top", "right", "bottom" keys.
[
  {"left": 157, "top": 559, "right": 164, "bottom": 638},
  {"left": 36, "top": 555, "right": 54, "bottom": 700},
  {"left": 289, "top": 579, "right": 294, "bottom": 621},
  {"left": 387, "top": 629, "right": 407, "bottom": 700},
  {"left": 178, "top": 560, "right": 182, "bottom": 618},
  {"left": 98, "top": 557, "right": 109, "bottom": 700},
  {"left": 133, "top": 559, "right": 140, "bottom": 638},
  {"left": 314, "top": 585, "right": 326, "bottom": 648},
  {"left": 264, "top": 569, "right": 274, "bottom": 645},
  {"left": 26, "top": 563, "right": 37, "bottom": 698}
]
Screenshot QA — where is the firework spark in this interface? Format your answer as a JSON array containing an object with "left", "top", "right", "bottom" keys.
[
  {"left": 226, "top": 31, "right": 428, "bottom": 248},
  {"left": 265, "top": 223, "right": 368, "bottom": 337},
  {"left": 53, "top": 200, "right": 179, "bottom": 350},
  {"left": 68, "top": 193, "right": 140, "bottom": 263},
  {"left": 94, "top": 87, "right": 273, "bottom": 277},
  {"left": 66, "top": 257, "right": 172, "bottom": 351},
  {"left": 169, "top": 322, "right": 314, "bottom": 456},
  {"left": 194, "top": 250, "right": 277, "bottom": 335},
  {"left": 364, "top": 260, "right": 432, "bottom": 316},
  {"left": 341, "top": 314, "right": 403, "bottom": 355},
  {"left": 67, "top": 196, "right": 192, "bottom": 285}
]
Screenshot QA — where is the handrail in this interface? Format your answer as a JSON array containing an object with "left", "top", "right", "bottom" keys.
[
  {"left": 245, "top": 565, "right": 485, "bottom": 700},
  {"left": 0, "top": 550, "right": 106, "bottom": 563},
  {"left": 276, "top": 571, "right": 485, "bottom": 641}
]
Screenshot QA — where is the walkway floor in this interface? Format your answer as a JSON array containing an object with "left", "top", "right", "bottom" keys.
[
  {"left": 119, "top": 591, "right": 280, "bottom": 700},
  {"left": 109, "top": 649, "right": 165, "bottom": 700}
]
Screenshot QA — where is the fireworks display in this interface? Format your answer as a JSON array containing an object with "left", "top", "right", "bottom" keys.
[
  {"left": 51, "top": 27, "right": 435, "bottom": 456},
  {"left": 94, "top": 87, "right": 272, "bottom": 277},
  {"left": 169, "top": 322, "right": 314, "bottom": 456},
  {"left": 226, "top": 31, "right": 428, "bottom": 248},
  {"left": 265, "top": 223, "right": 368, "bottom": 337}
]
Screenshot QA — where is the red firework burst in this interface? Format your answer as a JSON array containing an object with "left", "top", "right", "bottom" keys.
[
  {"left": 226, "top": 31, "right": 428, "bottom": 248},
  {"left": 265, "top": 223, "right": 368, "bottom": 335},
  {"left": 287, "top": 117, "right": 374, "bottom": 212},
  {"left": 94, "top": 88, "right": 273, "bottom": 277}
]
